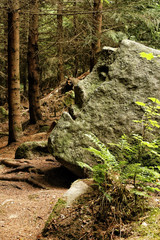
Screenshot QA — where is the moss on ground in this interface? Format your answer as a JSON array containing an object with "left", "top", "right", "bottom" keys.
[
  {"left": 42, "top": 198, "right": 66, "bottom": 236},
  {"left": 127, "top": 207, "right": 160, "bottom": 240}
]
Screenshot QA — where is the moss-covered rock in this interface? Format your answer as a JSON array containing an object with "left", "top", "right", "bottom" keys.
[
  {"left": 42, "top": 179, "right": 93, "bottom": 237},
  {"left": 15, "top": 141, "right": 49, "bottom": 159},
  {"left": 63, "top": 90, "right": 75, "bottom": 107},
  {"left": 48, "top": 40, "right": 160, "bottom": 177},
  {"left": 42, "top": 198, "right": 66, "bottom": 236}
]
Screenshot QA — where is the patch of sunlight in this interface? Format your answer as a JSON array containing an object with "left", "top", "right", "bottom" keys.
[{"left": 127, "top": 207, "right": 160, "bottom": 240}]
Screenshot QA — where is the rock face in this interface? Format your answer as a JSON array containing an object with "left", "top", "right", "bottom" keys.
[{"left": 48, "top": 40, "right": 160, "bottom": 177}]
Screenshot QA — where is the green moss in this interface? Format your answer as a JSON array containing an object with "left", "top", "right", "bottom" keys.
[
  {"left": 28, "top": 194, "right": 39, "bottom": 200},
  {"left": 128, "top": 207, "right": 160, "bottom": 240},
  {"left": 14, "top": 125, "right": 22, "bottom": 133},
  {"left": 38, "top": 125, "right": 50, "bottom": 133},
  {"left": 0, "top": 106, "right": 8, "bottom": 116},
  {"left": 63, "top": 91, "right": 75, "bottom": 107},
  {"left": 0, "top": 107, "right": 8, "bottom": 122},
  {"left": 15, "top": 141, "right": 48, "bottom": 159},
  {"left": 42, "top": 198, "right": 66, "bottom": 236}
]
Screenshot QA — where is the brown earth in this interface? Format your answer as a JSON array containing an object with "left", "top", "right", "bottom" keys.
[
  {"left": 0, "top": 85, "right": 78, "bottom": 240},
  {"left": 0, "top": 129, "right": 78, "bottom": 240}
]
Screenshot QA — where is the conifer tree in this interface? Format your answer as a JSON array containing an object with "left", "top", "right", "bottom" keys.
[
  {"left": 28, "top": 0, "right": 42, "bottom": 124},
  {"left": 8, "top": 0, "right": 22, "bottom": 144}
]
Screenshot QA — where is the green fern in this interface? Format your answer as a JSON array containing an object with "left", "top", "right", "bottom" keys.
[{"left": 78, "top": 133, "right": 160, "bottom": 204}]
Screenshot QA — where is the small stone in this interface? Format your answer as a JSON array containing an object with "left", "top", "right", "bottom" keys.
[
  {"left": 142, "top": 222, "right": 148, "bottom": 227},
  {"left": 9, "top": 214, "right": 18, "bottom": 219}
]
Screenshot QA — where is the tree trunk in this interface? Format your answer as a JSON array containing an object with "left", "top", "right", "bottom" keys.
[
  {"left": 73, "top": 0, "right": 79, "bottom": 77},
  {"left": 8, "top": 0, "right": 22, "bottom": 144},
  {"left": 57, "top": 0, "right": 64, "bottom": 84},
  {"left": 21, "top": 12, "right": 29, "bottom": 96},
  {"left": 90, "top": 0, "right": 103, "bottom": 71},
  {"left": 28, "top": 0, "right": 42, "bottom": 124},
  {"left": 2, "top": 5, "right": 8, "bottom": 88}
]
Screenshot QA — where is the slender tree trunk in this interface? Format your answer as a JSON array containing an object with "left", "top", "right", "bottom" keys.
[
  {"left": 8, "top": 0, "right": 22, "bottom": 144},
  {"left": 21, "top": 13, "right": 29, "bottom": 96},
  {"left": 57, "top": 0, "right": 64, "bottom": 84},
  {"left": 2, "top": 6, "right": 8, "bottom": 88},
  {"left": 73, "top": 0, "right": 78, "bottom": 77},
  {"left": 90, "top": 0, "right": 103, "bottom": 70},
  {"left": 28, "top": 0, "right": 42, "bottom": 124}
]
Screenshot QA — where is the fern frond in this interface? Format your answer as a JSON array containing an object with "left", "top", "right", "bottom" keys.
[{"left": 77, "top": 161, "right": 93, "bottom": 171}]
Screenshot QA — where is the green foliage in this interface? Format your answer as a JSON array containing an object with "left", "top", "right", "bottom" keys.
[
  {"left": 63, "top": 91, "right": 75, "bottom": 107},
  {"left": 140, "top": 52, "right": 154, "bottom": 60},
  {"left": 134, "top": 98, "right": 160, "bottom": 136},
  {"left": 130, "top": 207, "right": 160, "bottom": 239},
  {"left": 121, "top": 163, "right": 160, "bottom": 197},
  {"left": 112, "top": 133, "right": 160, "bottom": 167},
  {"left": 79, "top": 132, "right": 160, "bottom": 205},
  {"left": 103, "top": 0, "right": 160, "bottom": 48},
  {"left": 103, "top": 0, "right": 110, "bottom": 3},
  {"left": 78, "top": 98, "right": 160, "bottom": 206},
  {"left": 78, "top": 133, "right": 119, "bottom": 201}
]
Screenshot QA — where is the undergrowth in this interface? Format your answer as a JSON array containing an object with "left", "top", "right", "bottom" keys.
[
  {"left": 77, "top": 98, "right": 160, "bottom": 239},
  {"left": 41, "top": 98, "right": 160, "bottom": 240}
]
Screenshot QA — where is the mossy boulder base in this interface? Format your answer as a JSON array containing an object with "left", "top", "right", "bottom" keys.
[
  {"left": 48, "top": 40, "right": 160, "bottom": 177},
  {"left": 15, "top": 141, "right": 49, "bottom": 159}
]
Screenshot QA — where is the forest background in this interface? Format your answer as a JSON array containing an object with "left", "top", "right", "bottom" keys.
[{"left": 0, "top": 0, "right": 160, "bottom": 143}]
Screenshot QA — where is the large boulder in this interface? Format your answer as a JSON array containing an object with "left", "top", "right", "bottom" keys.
[{"left": 48, "top": 40, "right": 160, "bottom": 177}]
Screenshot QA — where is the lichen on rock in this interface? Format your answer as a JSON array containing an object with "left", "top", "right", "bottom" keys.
[
  {"left": 48, "top": 40, "right": 160, "bottom": 177},
  {"left": 15, "top": 141, "right": 49, "bottom": 159}
]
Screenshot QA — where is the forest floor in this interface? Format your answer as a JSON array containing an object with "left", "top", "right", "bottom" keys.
[
  {"left": 0, "top": 84, "right": 78, "bottom": 240},
  {"left": 0, "top": 127, "right": 78, "bottom": 240}
]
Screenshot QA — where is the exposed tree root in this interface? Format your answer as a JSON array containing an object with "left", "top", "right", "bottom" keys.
[
  {"left": 0, "top": 159, "right": 44, "bottom": 175},
  {"left": 0, "top": 159, "right": 22, "bottom": 168},
  {"left": 0, "top": 183, "right": 22, "bottom": 190},
  {"left": 0, "top": 176, "right": 47, "bottom": 189},
  {"left": 4, "top": 165, "right": 43, "bottom": 174}
]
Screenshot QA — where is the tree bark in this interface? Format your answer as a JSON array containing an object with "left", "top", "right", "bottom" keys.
[
  {"left": 21, "top": 12, "right": 29, "bottom": 96},
  {"left": 90, "top": 0, "right": 103, "bottom": 71},
  {"left": 73, "top": 0, "right": 79, "bottom": 77},
  {"left": 57, "top": 0, "right": 64, "bottom": 84},
  {"left": 8, "top": 0, "right": 22, "bottom": 144},
  {"left": 2, "top": 4, "right": 8, "bottom": 88},
  {"left": 28, "top": 0, "right": 42, "bottom": 124}
]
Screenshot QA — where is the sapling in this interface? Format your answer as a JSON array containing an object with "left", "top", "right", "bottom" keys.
[{"left": 78, "top": 133, "right": 160, "bottom": 206}]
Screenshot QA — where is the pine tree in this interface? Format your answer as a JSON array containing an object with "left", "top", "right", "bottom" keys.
[
  {"left": 8, "top": 0, "right": 22, "bottom": 144},
  {"left": 28, "top": 0, "right": 42, "bottom": 124}
]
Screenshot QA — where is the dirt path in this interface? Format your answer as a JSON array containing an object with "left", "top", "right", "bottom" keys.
[
  {"left": 0, "top": 186, "right": 65, "bottom": 240},
  {"left": 0, "top": 134, "right": 77, "bottom": 240}
]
